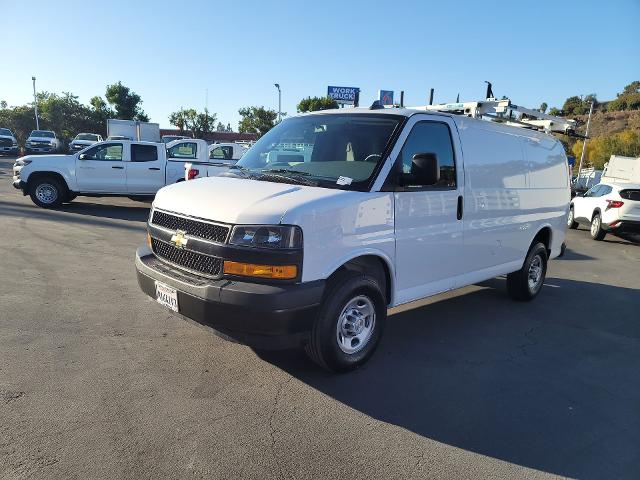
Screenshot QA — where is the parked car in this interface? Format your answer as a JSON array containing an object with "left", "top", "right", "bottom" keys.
[
  {"left": 0, "top": 127, "right": 19, "bottom": 156},
  {"left": 68, "top": 132, "right": 103, "bottom": 153},
  {"left": 571, "top": 167, "right": 602, "bottom": 197},
  {"left": 184, "top": 143, "right": 249, "bottom": 180},
  {"left": 162, "top": 135, "right": 191, "bottom": 144},
  {"left": 12, "top": 138, "right": 210, "bottom": 208},
  {"left": 24, "top": 130, "right": 62, "bottom": 154},
  {"left": 135, "top": 107, "right": 570, "bottom": 372},
  {"left": 568, "top": 182, "right": 640, "bottom": 240}
]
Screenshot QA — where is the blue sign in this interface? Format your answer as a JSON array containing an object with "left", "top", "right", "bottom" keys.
[
  {"left": 378, "top": 90, "right": 394, "bottom": 106},
  {"left": 328, "top": 86, "right": 359, "bottom": 105}
]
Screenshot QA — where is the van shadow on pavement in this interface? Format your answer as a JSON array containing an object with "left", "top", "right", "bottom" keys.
[{"left": 258, "top": 278, "right": 640, "bottom": 479}]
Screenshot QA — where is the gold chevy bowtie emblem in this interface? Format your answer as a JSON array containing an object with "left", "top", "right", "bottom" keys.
[{"left": 170, "top": 230, "right": 188, "bottom": 249}]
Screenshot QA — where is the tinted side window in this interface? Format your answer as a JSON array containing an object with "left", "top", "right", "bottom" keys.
[
  {"left": 210, "top": 146, "right": 232, "bottom": 159},
  {"left": 82, "top": 143, "right": 123, "bottom": 161},
  {"left": 399, "top": 122, "right": 456, "bottom": 188},
  {"left": 131, "top": 144, "right": 158, "bottom": 162},
  {"left": 167, "top": 142, "right": 197, "bottom": 159}
]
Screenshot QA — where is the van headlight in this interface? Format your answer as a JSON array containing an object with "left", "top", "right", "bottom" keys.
[{"left": 230, "top": 225, "right": 302, "bottom": 249}]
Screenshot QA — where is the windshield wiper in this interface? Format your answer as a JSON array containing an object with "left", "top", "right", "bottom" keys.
[
  {"left": 262, "top": 168, "right": 313, "bottom": 176},
  {"left": 224, "top": 165, "right": 253, "bottom": 178},
  {"left": 257, "top": 170, "right": 318, "bottom": 186}
]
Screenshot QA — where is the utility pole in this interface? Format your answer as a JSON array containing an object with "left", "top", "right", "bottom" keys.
[
  {"left": 32, "top": 76, "right": 39, "bottom": 130},
  {"left": 274, "top": 83, "right": 281, "bottom": 123},
  {"left": 577, "top": 101, "right": 594, "bottom": 178}
]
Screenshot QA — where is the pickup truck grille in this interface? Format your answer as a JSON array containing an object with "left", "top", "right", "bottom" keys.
[
  {"left": 0, "top": 138, "right": 12, "bottom": 147},
  {"left": 151, "top": 238, "right": 223, "bottom": 277},
  {"left": 151, "top": 210, "right": 229, "bottom": 243}
]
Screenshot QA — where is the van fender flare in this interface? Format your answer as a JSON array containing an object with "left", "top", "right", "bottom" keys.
[{"left": 322, "top": 249, "right": 396, "bottom": 305}]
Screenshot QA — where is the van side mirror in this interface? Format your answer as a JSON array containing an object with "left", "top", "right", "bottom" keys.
[{"left": 408, "top": 152, "right": 439, "bottom": 186}]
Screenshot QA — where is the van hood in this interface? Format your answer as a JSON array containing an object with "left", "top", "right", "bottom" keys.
[{"left": 153, "top": 176, "right": 358, "bottom": 225}]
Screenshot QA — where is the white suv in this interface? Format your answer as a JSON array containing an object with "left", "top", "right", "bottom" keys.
[{"left": 568, "top": 182, "right": 640, "bottom": 240}]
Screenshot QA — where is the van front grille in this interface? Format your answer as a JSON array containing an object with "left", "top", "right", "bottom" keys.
[
  {"left": 151, "top": 238, "right": 223, "bottom": 278},
  {"left": 151, "top": 210, "right": 229, "bottom": 243}
]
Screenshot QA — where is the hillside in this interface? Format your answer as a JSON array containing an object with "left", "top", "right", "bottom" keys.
[{"left": 572, "top": 109, "right": 640, "bottom": 137}]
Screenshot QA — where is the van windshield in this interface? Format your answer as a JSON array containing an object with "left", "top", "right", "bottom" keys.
[{"left": 233, "top": 114, "right": 402, "bottom": 190}]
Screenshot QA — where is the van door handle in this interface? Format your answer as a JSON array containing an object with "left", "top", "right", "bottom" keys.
[
  {"left": 457, "top": 195, "right": 463, "bottom": 220},
  {"left": 148, "top": 167, "right": 160, "bottom": 171},
  {"left": 111, "top": 165, "right": 124, "bottom": 169}
]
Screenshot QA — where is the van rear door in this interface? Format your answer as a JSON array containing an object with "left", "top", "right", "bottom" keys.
[{"left": 391, "top": 115, "right": 465, "bottom": 304}]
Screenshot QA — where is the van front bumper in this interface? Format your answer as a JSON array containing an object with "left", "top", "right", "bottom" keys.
[{"left": 135, "top": 246, "right": 324, "bottom": 349}]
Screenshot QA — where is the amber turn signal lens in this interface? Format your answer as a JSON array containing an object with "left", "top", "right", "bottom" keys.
[
  {"left": 146, "top": 233, "right": 152, "bottom": 249},
  {"left": 223, "top": 261, "right": 297, "bottom": 279}
]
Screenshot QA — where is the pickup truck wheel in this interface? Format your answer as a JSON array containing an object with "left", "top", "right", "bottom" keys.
[
  {"left": 506, "top": 242, "right": 548, "bottom": 302},
  {"left": 305, "top": 271, "right": 386, "bottom": 372},
  {"left": 29, "top": 177, "right": 65, "bottom": 208},
  {"left": 590, "top": 213, "right": 606, "bottom": 240},
  {"left": 567, "top": 206, "right": 578, "bottom": 229}
]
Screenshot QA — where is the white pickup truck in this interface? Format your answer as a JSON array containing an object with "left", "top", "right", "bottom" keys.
[
  {"left": 12, "top": 138, "right": 211, "bottom": 207},
  {"left": 184, "top": 142, "right": 248, "bottom": 180}
]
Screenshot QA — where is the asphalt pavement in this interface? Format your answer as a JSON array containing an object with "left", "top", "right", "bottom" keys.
[{"left": 1, "top": 156, "right": 639, "bottom": 479}]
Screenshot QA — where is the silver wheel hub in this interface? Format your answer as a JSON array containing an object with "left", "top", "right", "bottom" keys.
[
  {"left": 528, "top": 255, "right": 543, "bottom": 292},
  {"left": 336, "top": 295, "right": 375, "bottom": 354},
  {"left": 591, "top": 217, "right": 599, "bottom": 235},
  {"left": 567, "top": 210, "right": 573, "bottom": 225},
  {"left": 35, "top": 183, "right": 57, "bottom": 204}
]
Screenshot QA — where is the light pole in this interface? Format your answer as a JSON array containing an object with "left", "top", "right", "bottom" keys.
[
  {"left": 577, "top": 101, "right": 594, "bottom": 178},
  {"left": 274, "top": 83, "right": 281, "bottom": 123},
  {"left": 32, "top": 76, "right": 40, "bottom": 130}
]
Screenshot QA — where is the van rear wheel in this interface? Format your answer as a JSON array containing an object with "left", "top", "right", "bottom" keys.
[
  {"left": 305, "top": 271, "right": 386, "bottom": 372},
  {"left": 506, "top": 242, "right": 548, "bottom": 301}
]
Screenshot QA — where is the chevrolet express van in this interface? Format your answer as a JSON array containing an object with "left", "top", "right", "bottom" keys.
[{"left": 135, "top": 107, "right": 570, "bottom": 372}]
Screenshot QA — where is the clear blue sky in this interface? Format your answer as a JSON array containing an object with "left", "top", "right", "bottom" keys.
[{"left": 1, "top": 0, "right": 639, "bottom": 129}]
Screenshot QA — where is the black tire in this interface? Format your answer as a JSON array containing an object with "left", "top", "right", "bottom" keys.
[
  {"left": 29, "top": 176, "right": 66, "bottom": 208},
  {"left": 305, "top": 271, "right": 386, "bottom": 373},
  {"left": 65, "top": 193, "right": 77, "bottom": 203},
  {"left": 590, "top": 213, "right": 606, "bottom": 241},
  {"left": 567, "top": 206, "right": 578, "bottom": 229},
  {"left": 506, "top": 242, "right": 548, "bottom": 302}
]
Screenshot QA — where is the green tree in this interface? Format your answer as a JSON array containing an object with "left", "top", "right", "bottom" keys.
[
  {"left": 226, "top": 123, "right": 232, "bottom": 132},
  {"left": 539, "top": 102, "right": 548, "bottom": 113},
  {"left": 238, "top": 106, "right": 279, "bottom": 137},
  {"left": 168, "top": 108, "right": 189, "bottom": 132},
  {"left": 191, "top": 109, "right": 216, "bottom": 138},
  {"left": 548, "top": 107, "right": 561, "bottom": 116},
  {"left": 0, "top": 100, "right": 7, "bottom": 109},
  {"left": 297, "top": 96, "right": 339, "bottom": 113},
  {"left": 104, "top": 81, "right": 148, "bottom": 121},
  {"left": 216, "top": 121, "right": 225, "bottom": 132},
  {"left": 608, "top": 81, "right": 640, "bottom": 112}
]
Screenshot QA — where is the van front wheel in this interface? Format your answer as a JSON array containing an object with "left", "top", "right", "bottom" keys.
[
  {"left": 305, "top": 272, "right": 386, "bottom": 372},
  {"left": 506, "top": 243, "right": 548, "bottom": 301}
]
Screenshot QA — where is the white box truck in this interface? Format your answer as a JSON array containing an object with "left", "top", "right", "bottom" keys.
[
  {"left": 107, "top": 119, "right": 161, "bottom": 143},
  {"left": 135, "top": 105, "right": 570, "bottom": 372},
  {"left": 602, "top": 155, "right": 640, "bottom": 183}
]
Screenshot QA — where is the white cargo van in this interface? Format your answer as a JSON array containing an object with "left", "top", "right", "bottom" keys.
[{"left": 135, "top": 107, "right": 570, "bottom": 372}]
